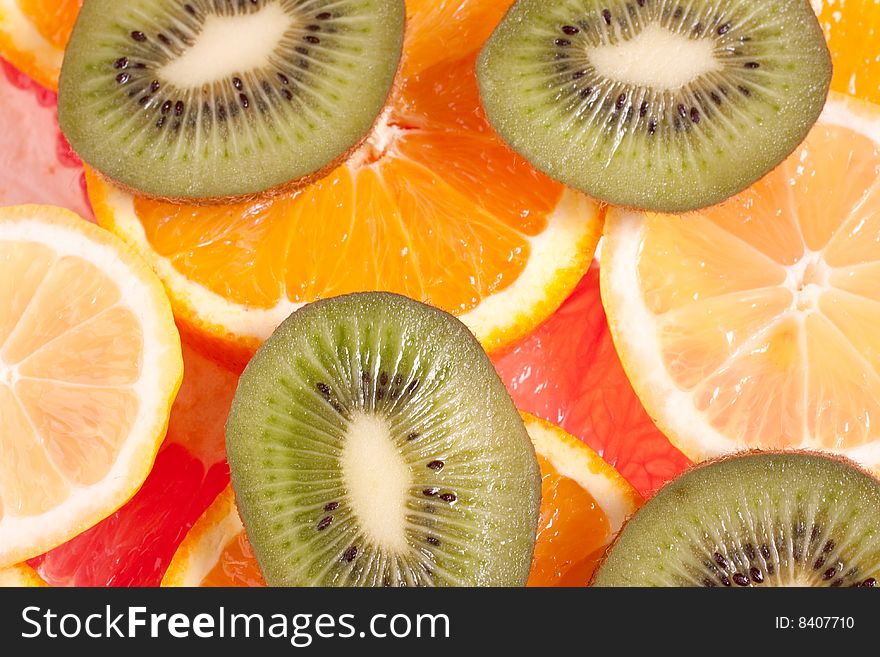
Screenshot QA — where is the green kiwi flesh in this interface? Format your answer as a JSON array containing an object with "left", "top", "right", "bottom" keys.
[
  {"left": 225, "top": 292, "right": 541, "bottom": 586},
  {"left": 476, "top": 0, "right": 832, "bottom": 212},
  {"left": 58, "top": 0, "right": 404, "bottom": 202},
  {"left": 592, "top": 452, "right": 880, "bottom": 587}
]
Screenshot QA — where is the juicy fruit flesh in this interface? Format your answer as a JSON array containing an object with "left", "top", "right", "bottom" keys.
[
  {"left": 158, "top": 5, "right": 293, "bottom": 88},
  {"left": 226, "top": 293, "right": 541, "bottom": 587},
  {"left": 632, "top": 116, "right": 880, "bottom": 451},
  {"left": 493, "top": 265, "right": 692, "bottom": 497},
  {"left": 122, "top": 51, "right": 565, "bottom": 313},
  {"left": 203, "top": 531, "right": 265, "bottom": 587},
  {"left": 593, "top": 453, "right": 880, "bottom": 587},
  {"left": 18, "top": 0, "right": 81, "bottom": 48},
  {"left": 587, "top": 23, "right": 720, "bottom": 91},
  {"left": 58, "top": 0, "right": 405, "bottom": 199},
  {"left": 0, "top": 243, "right": 142, "bottom": 517},
  {"left": 816, "top": 0, "right": 880, "bottom": 104},
  {"left": 341, "top": 412, "right": 412, "bottom": 553},
  {"left": 36, "top": 342, "right": 233, "bottom": 587},
  {"left": 476, "top": 0, "right": 832, "bottom": 211},
  {"left": 528, "top": 454, "right": 610, "bottom": 586}
]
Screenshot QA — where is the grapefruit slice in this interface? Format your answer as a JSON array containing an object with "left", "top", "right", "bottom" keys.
[
  {"left": 0, "top": 60, "right": 90, "bottom": 218},
  {"left": 0, "top": 204, "right": 181, "bottom": 567},
  {"left": 493, "top": 265, "right": 692, "bottom": 496},
  {"left": 601, "top": 93, "right": 880, "bottom": 469}
]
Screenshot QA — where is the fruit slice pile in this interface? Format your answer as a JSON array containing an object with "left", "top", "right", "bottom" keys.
[
  {"left": 0, "top": 205, "right": 182, "bottom": 567},
  {"left": 602, "top": 93, "right": 880, "bottom": 469},
  {"left": 85, "top": 0, "right": 602, "bottom": 367},
  {"left": 0, "top": 0, "right": 877, "bottom": 590},
  {"left": 163, "top": 414, "right": 641, "bottom": 587}
]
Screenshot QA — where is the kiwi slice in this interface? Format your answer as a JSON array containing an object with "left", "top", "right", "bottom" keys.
[
  {"left": 476, "top": 0, "right": 832, "bottom": 212},
  {"left": 225, "top": 292, "right": 541, "bottom": 586},
  {"left": 58, "top": 0, "right": 404, "bottom": 202},
  {"left": 592, "top": 452, "right": 880, "bottom": 587}
]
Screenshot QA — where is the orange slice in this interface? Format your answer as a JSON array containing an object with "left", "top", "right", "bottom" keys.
[
  {"left": 815, "top": 0, "right": 880, "bottom": 104},
  {"left": 0, "top": 204, "right": 182, "bottom": 567},
  {"left": 163, "top": 413, "right": 640, "bottom": 587},
  {"left": 0, "top": 562, "right": 46, "bottom": 586},
  {"left": 522, "top": 413, "right": 642, "bottom": 587},
  {"left": 0, "top": 0, "right": 81, "bottom": 90},
  {"left": 160, "top": 485, "right": 262, "bottom": 587},
  {"left": 88, "top": 0, "right": 602, "bottom": 368},
  {"left": 601, "top": 93, "right": 880, "bottom": 469}
]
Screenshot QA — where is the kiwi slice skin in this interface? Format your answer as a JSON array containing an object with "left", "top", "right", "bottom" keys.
[
  {"left": 592, "top": 452, "right": 880, "bottom": 587},
  {"left": 226, "top": 292, "right": 541, "bottom": 587},
  {"left": 58, "top": 0, "right": 405, "bottom": 203},
  {"left": 476, "top": 0, "right": 832, "bottom": 212}
]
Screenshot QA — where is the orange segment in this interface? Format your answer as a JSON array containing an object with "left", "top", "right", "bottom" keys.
[
  {"left": 0, "top": 204, "right": 182, "bottom": 567},
  {"left": 0, "top": 240, "right": 54, "bottom": 345},
  {"left": 0, "top": 0, "right": 78, "bottom": 90},
  {"left": 163, "top": 414, "right": 640, "bottom": 587},
  {"left": 637, "top": 214, "right": 785, "bottom": 315},
  {"left": 0, "top": 383, "right": 68, "bottom": 517},
  {"left": 132, "top": 195, "right": 288, "bottom": 309},
  {"left": 529, "top": 454, "right": 610, "bottom": 587},
  {"left": 787, "top": 124, "right": 880, "bottom": 252},
  {"left": 90, "top": 0, "right": 602, "bottom": 369},
  {"left": 0, "top": 562, "right": 47, "bottom": 587},
  {"left": 692, "top": 316, "right": 807, "bottom": 449},
  {"left": 202, "top": 531, "right": 264, "bottom": 588},
  {"left": 824, "top": 182, "right": 880, "bottom": 268},
  {"left": 2, "top": 256, "right": 120, "bottom": 364},
  {"left": 523, "top": 414, "right": 641, "bottom": 587},
  {"left": 657, "top": 288, "right": 794, "bottom": 390},
  {"left": 804, "top": 312, "right": 880, "bottom": 449},
  {"left": 17, "top": 0, "right": 80, "bottom": 48},
  {"left": 161, "top": 485, "right": 264, "bottom": 588},
  {"left": 16, "top": 380, "right": 139, "bottom": 486},
  {"left": 816, "top": 0, "right": 880, "bottom": 104},
  {"left": 17, "top": 307, "right": 143, "bottom": 385},
  {"left": 601, "top": 93, "right": 880, "bottom": 468},
  {"left": 402, "top": 0, "right": 515, "bottom": 77}
]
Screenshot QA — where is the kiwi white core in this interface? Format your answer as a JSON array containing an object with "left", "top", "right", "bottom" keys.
[
  {"left": 341, "top": 412, "right": 411, "bottom": 552},
  {"left": 160, "top": 2, "right": 295, "bottom": 88},
  {"left": 587, "top": 24, "right": 720, "bottom": 92}
]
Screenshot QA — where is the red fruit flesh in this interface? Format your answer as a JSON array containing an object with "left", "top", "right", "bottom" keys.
[
  {"left": 0, "top": 58, "right": 90, "bottom": 217},
  {"left": 493, "top": 263, "right": 691, "bottom": 497},
  {"left": 31, "top": 342, "right": 236, "bottom": 586}
]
